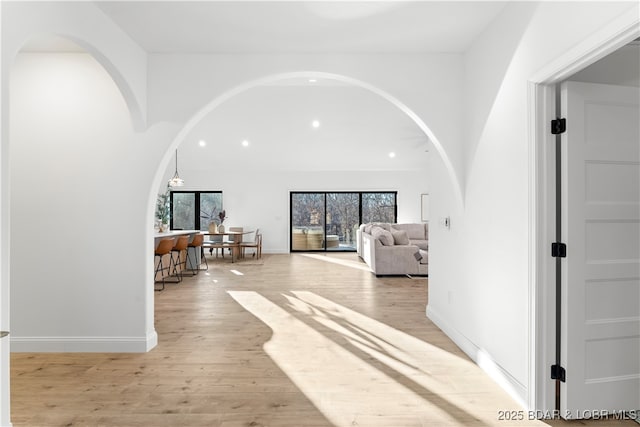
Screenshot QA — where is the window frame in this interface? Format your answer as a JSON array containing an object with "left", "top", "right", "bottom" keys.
[
  {"left": 169, "top": 190, "right": 223, "bottom": 231},
  {"left": 289, "top": 191, "right": 397, "bottom": 252}
]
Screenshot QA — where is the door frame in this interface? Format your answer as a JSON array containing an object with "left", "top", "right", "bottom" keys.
[
  {"left": 289, "top": 191, "right": 398, "bottom": 252},
  {"left": 528, "top": 11, "right": 639, "bottom": 412}
]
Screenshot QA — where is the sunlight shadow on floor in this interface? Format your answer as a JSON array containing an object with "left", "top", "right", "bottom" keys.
[
  {"left": 288, "top": 291, "right": 536, "bottom": 425},
  {"left": 228, "top": 290, "right": 541, "bottom": 427},
  {"left": 300, "top": 253, "right": 372, "bottom": 272}
]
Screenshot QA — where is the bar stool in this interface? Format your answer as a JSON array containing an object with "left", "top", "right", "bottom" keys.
[
  {"left": 187, "top": 233, "right": 208, "bottom": 274},
  {"left": 154, "top": 238, "right": 176, "bottom": 291},
  {"left": 171, "top": 235, "right": 189, "bottom": 282}
]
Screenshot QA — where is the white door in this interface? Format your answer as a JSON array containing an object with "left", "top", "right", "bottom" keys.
[{"left": 561, "top": 81, "right": 640, "bottom": 417}]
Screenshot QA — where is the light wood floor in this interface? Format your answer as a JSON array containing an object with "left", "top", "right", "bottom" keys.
[{"left": 10, "top": 253, "right": 637, "bottom": 426}]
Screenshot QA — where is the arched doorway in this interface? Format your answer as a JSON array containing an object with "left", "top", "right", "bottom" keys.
[
  {"left": 148, "top": 69, "right": 457, "bottom": 339},
  {"left": 153, "top": 71, "right": 462, "bottom": 207}
]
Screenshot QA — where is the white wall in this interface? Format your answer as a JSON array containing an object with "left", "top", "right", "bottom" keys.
[
  {"left": 0, "top": 1, "right": 9, "bottom": 423},
  {"left": 148, "top": 54, "right": 461, "bottom": 252},
  {"left": 1, "top": 1, "right": 148, "bottom": 130},
  {"left": 2, "top": 3, "right": 638, "bottom": 424},
  {"left": 161, "top": 168, "right": 429, "bottom": 253},
  {"left": 148, "top": 53, "right": 465, "bottom": 202},
  {"left": 156, "top": 82, "right": 432, "bottom": 249},
  {"left": 4, "top": 3, "right": 449, "bottom": 357},
  {"left": 427, "top": 0, "right": 639, "bottom": 407},
  {"left": 8, "top": 52, "right": 175, "bottom": 352},
  {"left": 1, "top": 0, "right": 162, "bottom": 358}
]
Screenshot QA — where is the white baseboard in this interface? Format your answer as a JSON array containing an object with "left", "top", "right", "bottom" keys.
[
  {"left": 426, "top": 304, "right": 528, "bottom": 409},
  {"left": 11, "top": 332, "right": 157, "bottom": 353}
]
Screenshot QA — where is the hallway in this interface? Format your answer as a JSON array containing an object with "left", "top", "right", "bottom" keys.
[{"left": 10, "top": 253, "right": 634, "bottom": 426}]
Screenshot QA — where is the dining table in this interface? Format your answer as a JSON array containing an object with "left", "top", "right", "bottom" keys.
[{"left": 203, "top": 230, "right": 254, "bottom": 263}]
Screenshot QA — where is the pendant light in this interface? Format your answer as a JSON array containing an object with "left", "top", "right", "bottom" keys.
[{"left": 168, "top": 149, "right": 185, "bottom": 187}]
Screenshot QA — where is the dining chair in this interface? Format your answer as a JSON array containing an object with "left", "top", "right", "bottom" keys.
[
  {"left": 226, "top": 227, "right": 244, "bottom": 244},
  {"left": 203, "top": 234, "right": 235, "bottom": 262},
  {"left": 241, "top": 228, "right": 262, "bottom": 259},
  {"left": 223, "top": 226, "right": 243, "bottom": 259},
  {"left": 205, "top": 234, "right": 224, "bottom": 257}
]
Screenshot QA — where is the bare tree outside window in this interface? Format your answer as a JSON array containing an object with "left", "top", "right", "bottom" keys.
[
  {"left": 362, "top": 193, "right": 396, "bottom": 223},
  {"left": 326, "top": 193, "right": 359, "bottom": 247},
  {"left": 290, "top": 191, "right": 396, "bottom": 252},
  {"left": 171, "top": 193, "right": 195, "bottom": 230},
  {"left": 170, "top": 191, "right": 223, "bottom": 231}
]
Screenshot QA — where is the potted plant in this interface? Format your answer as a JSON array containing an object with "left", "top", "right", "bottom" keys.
[
  {"left": 201, "top": 207, "right": 219, "bottom": 233},
  {"left": 217, "top": 210, "right": 227, "bottom": 232},
  {"left": 201, "top": 208, "right": 228, "bottom": 233},
  {"left": 155, "top": 188, "right": 170, "bottom": 232}
]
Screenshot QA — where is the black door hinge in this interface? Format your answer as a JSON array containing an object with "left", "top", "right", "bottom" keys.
[
  {"left": 551, "top": 118, "right": 566, "bottom": 135},
  {"left": 551, "top": 364, "right": 566, "bottom": 382},
  {"left": 551, "top": 242, "right": 567, "bottom": 258}
]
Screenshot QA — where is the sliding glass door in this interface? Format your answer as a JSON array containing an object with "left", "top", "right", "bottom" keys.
[
  {"left": 290, "top": 191, "right": 397, "bottom": 252},
  {"left": 326, "top": 193, "right": 359, "bottom": 251},
  {"left": 291, "top": 193, "right": 325, "bottom": 250}
]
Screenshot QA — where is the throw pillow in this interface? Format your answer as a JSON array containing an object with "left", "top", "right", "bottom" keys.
[
  {"left": 391, "top": 229, "right": 410, "bottom": 245},
  {"left": 380, "top": 230, "right": 394, "bottom": 246},
  {"left": 370, "top": 226, "right": 383, "bottom": 239},
  {"left": 372, "top": 227, "right": 394, "bottom": 246}
]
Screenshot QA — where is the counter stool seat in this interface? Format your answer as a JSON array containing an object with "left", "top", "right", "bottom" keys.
[
  {"left": 187, "top": 233, "right": 208, "bottom": 274},
  {"left": 171, "top": 236, "right": 189, "bottom": 282},
  {"left": 154, "top": 238, "right": 177, "bottom": 291}
]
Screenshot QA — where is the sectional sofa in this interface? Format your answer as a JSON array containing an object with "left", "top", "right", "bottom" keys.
[{"left": 356, "top": 222, "right": 428, "bottom": 276}]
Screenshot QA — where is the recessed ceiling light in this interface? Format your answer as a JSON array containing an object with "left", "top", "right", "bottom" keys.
[
  {"left": 198, "top": 140, "right": 206, "bottom": 147},
  {"left": 308, "top": 78, "right": 317, "bottom": 83},
  {"left": 389, "top": 152, "right": 396, "bottom": 158},
  {"left": 242, "top": 140, "right": 250, "bottom": 147},
  {"left": 311, "top": 120, "right": 320, "bottom": 128}
]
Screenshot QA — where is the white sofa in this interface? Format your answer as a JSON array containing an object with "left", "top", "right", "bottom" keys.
[{"left": 357, "top": 223, "right": 428, "bottom": 276}]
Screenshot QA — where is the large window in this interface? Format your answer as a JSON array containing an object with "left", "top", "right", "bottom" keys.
[
  {"left": 170, "top": 191, "right": 223, "bottom": 231},
  {"left": 290, "top": 191, "right": 397, "bottom": 252}
]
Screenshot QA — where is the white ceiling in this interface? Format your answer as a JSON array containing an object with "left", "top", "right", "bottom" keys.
[
  {"left": 94, "top": 1, "right": 508, "bottom": 54},
  {"left": 92, "top": 1, "right": 505, "bottom": 172},
  {"left": 17, "top": 3, "right": 638, "bottom": 177},
  {"left": 182, "top": 85, "right": 430, "bottom": 172},
  {"left": 23, "top": 1, "right": 512, "bottom": 174}
]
